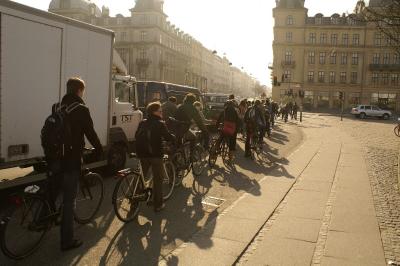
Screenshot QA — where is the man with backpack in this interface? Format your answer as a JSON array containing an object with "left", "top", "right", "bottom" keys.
[
  {"left": 42, "top": 77, "right": 103, "bottom": 251},
  {"left": 135, "top": 102, "right": 175, "bottom": 212}
]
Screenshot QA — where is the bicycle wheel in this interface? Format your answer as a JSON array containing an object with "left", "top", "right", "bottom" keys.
[
  {"left": 221, "top": 140, "right": 231, "bottom": 165},
  {"left": 0, "top": 194, "right": 51, "bottom": 260},
  {"left": 112, "top": 173, "right": 142, "bottom": 223},
  {"left": 208, "top": 139, "right": 219, "bottom": 168},
  {"left": 192, "top": 144, "right": 207, "bottom": 176},
  {"left": 394, "top": 125, "right": 400, "bottom": 137},
  {"left": 172, "top": 151, "right": 189, "bottom": 186},
  {"left": 162, "top": 160, "right": 176, "bottom": 200},
  {"left": 74, "top": 173, "right": 104, "bottom": 224}
]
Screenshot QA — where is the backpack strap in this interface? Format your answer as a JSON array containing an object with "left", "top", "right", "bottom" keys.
[
  {"left": 52, "top": 103, "right": 64, "bottom": 113},
  {"left": 65, "top": 102, "right": 83, "bottom": 114}
]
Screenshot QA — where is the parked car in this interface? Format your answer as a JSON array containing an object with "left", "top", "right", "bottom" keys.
[{"left": 351, "top": 105, "right": 392, "bottom": 120}]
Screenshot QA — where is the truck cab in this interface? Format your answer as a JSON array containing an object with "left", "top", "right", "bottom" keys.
[{"left": 108, "top": 75, "right": 143, "bottom": 172}]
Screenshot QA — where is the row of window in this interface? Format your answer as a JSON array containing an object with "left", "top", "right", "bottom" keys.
[
  {"left": 305, "top": 33, "right": 360, "bottom": 46},
  {"left": 371, "top": 73, "right": 400, "bottom": 86},
  {"left": 306, "top": 51, "right": 359, "bottom": 65},
  {"left": 286, "top": 15, "right": 357, "bottom": 26},
  {"left": 372, "top": 53, "right": 400, "bottom": 65},
  {"left": 307, "top": 71, "right": 358, "bottom": 83}
]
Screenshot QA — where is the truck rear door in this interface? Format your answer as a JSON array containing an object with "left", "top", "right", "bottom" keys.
[{"left": 0, "top": 13, "right": 62, "bottom": 165}]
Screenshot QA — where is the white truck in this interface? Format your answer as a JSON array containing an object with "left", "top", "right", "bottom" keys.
[{"left": 0, "top": 1, "right": 142, "bottom": 177}]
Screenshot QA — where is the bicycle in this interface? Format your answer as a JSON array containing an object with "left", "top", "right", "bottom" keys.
[
  {"left": 249, "top": 129, "right": 263, "bottom": 160},
  {"left": 394, "top": 118, "right": 400, "bottom": 137},
  {"left": 208, "top": 130, "right": 231, "bottom": 168},
  {"left": 0, "top": 167, "right": 104, "bottom": 260},
  {"left": 172, "top": 129, "right": 208, "bottom": 186},
  {"left": 112, "top": 153, "right": 175, "bottom": 223}
]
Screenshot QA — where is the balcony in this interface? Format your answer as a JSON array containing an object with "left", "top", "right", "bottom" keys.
[
  {"left": 136, "top": 58, "right": 151, "bottom": 66},
  {"left": 369, "top": 64, "right": 400, "bottom": 71},
  {"left": 281, "top": 61, "right": 296, "bottom": 68}
]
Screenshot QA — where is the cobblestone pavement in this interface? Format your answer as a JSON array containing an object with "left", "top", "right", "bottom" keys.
[{"left": 339, "top": 116, "right": 400, "bottom": 264}]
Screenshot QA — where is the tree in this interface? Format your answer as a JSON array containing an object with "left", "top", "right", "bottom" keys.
[{"left": 355, "top": 0, "right": 400, "bottom": 54}]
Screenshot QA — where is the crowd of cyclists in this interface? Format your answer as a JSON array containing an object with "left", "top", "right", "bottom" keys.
[{"left": 2, "top": 78, "right": 301, "bottom": 256}]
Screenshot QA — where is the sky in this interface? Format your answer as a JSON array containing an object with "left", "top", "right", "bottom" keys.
[{"left": 11, "top": 0, "right": 362, "bottom": 86}]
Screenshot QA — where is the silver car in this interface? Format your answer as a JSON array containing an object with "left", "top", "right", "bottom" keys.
[{"left": 351, "top": 105, "right": 392, "bottom": 120}]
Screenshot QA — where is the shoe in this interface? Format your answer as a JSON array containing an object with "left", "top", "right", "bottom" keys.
[
  {"left": 61, "top": 239, "right": 83, "bottom": 251},
  {"left": 155, "top": 203, "right": 166, "bottom": 212}
]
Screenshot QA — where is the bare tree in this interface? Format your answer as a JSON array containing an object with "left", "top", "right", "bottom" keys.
[{"left": 355, "top": 0, "right": 400, "bottom": 54}]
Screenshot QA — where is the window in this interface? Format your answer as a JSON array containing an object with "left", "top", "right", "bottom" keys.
[
  {"left": 371, "top": 93, "right": 396, "bottom": 110},
  {"left": 342, "top": 33, "right": 349, "bottom": 45},
  {"left": 332, "top": 17, "right": 339, "bottom": 24},
  {"left": 319, "top": 52, "right": 326, "bottom": 64},
  {"left": 320, "top": 33, "right": 327, "bottom": 44},
  {"left": 284, "top": 70, "right": 292, "bottom": 81},
  {"left": 374, "top": 33, "right": 382, "bottom": 46},
  {"left": 385, "top": 36, "right": 391, "bottom": 46},
  {"left": 382, "top": 73, "right": 389, "bottom": 85},
  {"left": 351, "top": 72, "right": 358, "bottom": 83},
  {"left": 309, "top": 33, "right": 316, "bottom": 44},
  {"left": 373, "top": 53, "right": 380, "bottom": 64},
  {"left": 115, "top": 82, "right": 132, "bottom": 103},
  {"left": 316, "top": 17, "right": 322, "bottom": 24},
  {"left": 121, "top": 32, "right": 127, "bottom": 41},
  {"left": 383, "top": 53, "right": 390, "bottom": 64},
  {"left": 330, "top": 52, "right": 337, "bottom": 64},
  {"left": 286, "top": 32, "right": 293, "bottom": 42},
  {"left": 287, "top": 15, "right": 294, "bottom": 25},
  {"left": 340, "top": 72, "right": 347, "bottom": 83},
  {"left": 141, "top": 31, "right": 147, "bottom": 41},
  {"left": 341, "top": 53, "right": 348, "bottom": 65},
  {"left": 139, "top": 48, "right": 147, "bottom": 59},
  {"left": 318, "top": 71, "right": 325, "bottom": 83},
  {"left": 394, "top": 54, "right": 400, "bottom": 64},
  {"left": 329, "top": 71, "right": 336, "bottom": 83},
  {"left": 352, "top": 52, "right": 359, "bottom": 65},
  {"left": 285, "top": 51, "right": 292, "bottom": 63},
  {"left": 331, "top": 34, "right": 338, "bottom": 45},
  {"left": 140, "top": 69, "right": 146, "bottom": 79},
  {"left": 391, "top": 73, "right": 399, "bottom": 85},
  {"left": 372, "top": 72, "right": 379, "bottom": 85},
  {"left": 308, "top": 51, "right": 315, "bottom": 64},
  {"left": 353, "top": 34, "right": 360, "bottom": 45},
  {"left": 308, "top": 71, "right": 314, "bottom": 82}
]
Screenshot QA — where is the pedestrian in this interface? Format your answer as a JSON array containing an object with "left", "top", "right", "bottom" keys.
[
  {"left": 49, "top": 77, "right": 103, "bottom": 251},
  {"left": 135, "top": 102, "right": 176, "bottom": 212},
  {"left": 292, "top": 102, "right": 299, "bottom": 120}
]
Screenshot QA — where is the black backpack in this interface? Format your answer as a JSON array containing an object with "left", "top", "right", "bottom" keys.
[
  {"left": 41, "top": 102, "right": 81, "bottom": 162},
  {"left": 135, "top": 119, "right": 153, "bottom": 156}
]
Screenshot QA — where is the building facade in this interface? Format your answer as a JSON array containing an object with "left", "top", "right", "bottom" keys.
[
  {"left": 48, "top": 0, "right": 257, "bottom": 97},
  {"left": 272, "top": 0, "right": 400, "bottom": 111}
]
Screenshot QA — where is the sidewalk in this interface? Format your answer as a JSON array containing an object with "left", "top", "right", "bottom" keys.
[{"left": 160, "top": 115, "right": 386, "bottom": 266}]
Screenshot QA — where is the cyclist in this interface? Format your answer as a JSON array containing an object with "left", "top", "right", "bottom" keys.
[
  {"left": 175, "top": 93, "right": 209, "bottom": 149},
  {"left": 54, "top": 77, "right": 103, "bottom": 251},
  {"left": 135, "top": 102, "right": 176, "bottom": 212},
  {"left": 244, "top": 100, "right": 265, "bottom": 158},
  {"left": 217, "top": 99, "right": 240, "bottom": 161}
]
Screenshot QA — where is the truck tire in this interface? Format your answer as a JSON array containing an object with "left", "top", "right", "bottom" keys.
[
  {"left": 359, "top": 112, "right": 366, "bottom": 119},
  {"left": 108, "top": 144, "right": 127, "bottom": 173}
]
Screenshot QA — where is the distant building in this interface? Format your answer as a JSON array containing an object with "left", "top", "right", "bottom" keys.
[
  {"left": 272, "top": 0, "right": 400, "bottom": 111},
  {"left": 49, "top": 0, "right": 257, "bottom": 97}
]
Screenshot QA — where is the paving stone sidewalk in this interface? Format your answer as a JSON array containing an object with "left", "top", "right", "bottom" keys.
[{"left": 160, "top": 114, "right": 386, "bottom": 266}]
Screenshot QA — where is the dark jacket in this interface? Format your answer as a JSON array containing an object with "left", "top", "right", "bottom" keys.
[
  {"left": 217, "top": 101, "right": 240, "bottom": 126},
  {"left": 61, "top": 93, "right": 103, "bottom": 170},
  {"left": 175, "top": 102, "right": 207, "bottom": 132},
  {"left": 161, "top": 101, "right": 177, "bottom": 120},
  {"left": 135, "top": 114, "right": 175, "bottom": 158}
]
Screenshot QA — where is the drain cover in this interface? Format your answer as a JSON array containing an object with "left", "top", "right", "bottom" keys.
[{"left": 201, "top": 196, "right": 225, "bottom": 209}]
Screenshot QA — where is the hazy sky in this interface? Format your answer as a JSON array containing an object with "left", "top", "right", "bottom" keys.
[{"left": 11, "top": 0, "right": 362, "bottom": 85}]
